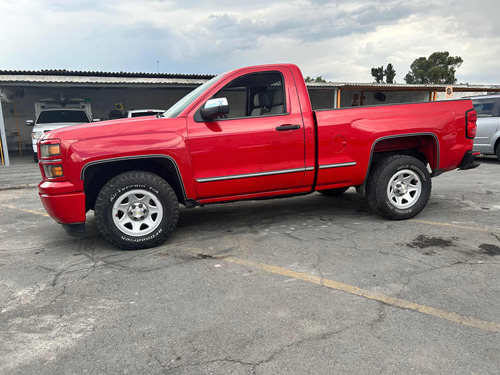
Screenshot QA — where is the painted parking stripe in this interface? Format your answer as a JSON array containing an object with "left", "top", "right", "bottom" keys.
[
  {"left": 212, "top": 255, "right": 499, "bottom": 333},
  {"left": 412, "top": 219, "right": 500, "bottom": 234},
  {"left": 4, "top": 202, "right": 498, "bottom": 332},
  {"left": 2, "top": 204, "right": 49, "bottom": 217}
]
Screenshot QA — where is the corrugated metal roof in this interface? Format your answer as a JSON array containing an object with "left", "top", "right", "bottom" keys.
[
  {"left": 0, "top": 74, "right": 210, "bottom": 86},
  {"left": 0, "top": 69, "right": 498, "bottom": 92},
  {"left": 306, "top": 81, "right": 500, "bottom": 92},
  {"left": 0, "top": 69, "right": 215, "bottom": 87},
  {"left": 0, "top": 69, "right": 214, "bottom": 79}
]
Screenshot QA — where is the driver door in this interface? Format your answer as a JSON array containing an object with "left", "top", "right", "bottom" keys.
[{"left": 187, "top": 68, "right": 306, "bottom": 200}]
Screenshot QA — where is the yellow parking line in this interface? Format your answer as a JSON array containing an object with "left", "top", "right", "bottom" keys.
[
  {"left": 218, "top": 255, "right": 500, "bottom": 333},
  {"left": 4, "top": 202, "right": 498, "bottom": 332},
  {"left": 412, "top": 219, "right": 499, "bottom": 234},
  {"left": 2, "top": 204, "right": 49, "bottom": 217}
]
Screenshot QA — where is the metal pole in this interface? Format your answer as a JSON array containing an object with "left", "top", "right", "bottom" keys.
[
  {"left": 14, "top": 101, "right": 22, "bottom": 156},
  {"left": 0, "top": 100, "right": 10, "bottom": 166}
]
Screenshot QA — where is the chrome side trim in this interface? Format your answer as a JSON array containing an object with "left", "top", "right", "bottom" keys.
[
  {"left": 196, "top": 167, "right": 307, "bottom": 183},
  {"left": 319, "top": 162, "right": 356, "bottom": 170},
  {"left": 81, "top": 154, "right": 187, "bottom": 199}
]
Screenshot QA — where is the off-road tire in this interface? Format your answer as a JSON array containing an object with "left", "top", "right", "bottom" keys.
[
  {"left": 366, "top": 155, "right": 431, "bottom": 220},
  {"left": 95, "top": 171, "right": 179, "bottom": 250},
  {"left": 319, "top": 187, "right": 350, "bottom": 197}
]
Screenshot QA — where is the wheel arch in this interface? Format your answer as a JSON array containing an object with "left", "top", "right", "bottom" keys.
[
  {"left": 369, "top": 132, "right": 439, "bottom": 171},
  {"left": 355, "top": 133, "right": 438, "bottom": 195},
  {"left": 82, "top": 155, "right": 187, "bottom": 211},
  {"left": 493, "top": 132, "right": 500, "bottom": 155}
]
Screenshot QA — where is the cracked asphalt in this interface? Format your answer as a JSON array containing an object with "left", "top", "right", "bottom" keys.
[{"left": 1, "top": 156, "right": 499, "bottom": 374}]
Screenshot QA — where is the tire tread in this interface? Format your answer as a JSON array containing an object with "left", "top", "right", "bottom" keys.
[{"left": 94, "top": 171, "right": 179, "bottom": 250}]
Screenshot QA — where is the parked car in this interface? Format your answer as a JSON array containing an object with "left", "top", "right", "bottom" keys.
[
  {"left": 26, "top": 98, "right": 92, "bottom": 161},
  {"left": 470, "top": 94, "right": 500, "bottom": 160},
  {"left": 125, "top": 109, "right": 165, "bottom": 118},
  {"left": 37, "top": 63, "right": 478, "bottom": 250}
]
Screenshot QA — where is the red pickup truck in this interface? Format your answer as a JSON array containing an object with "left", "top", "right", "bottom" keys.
[{"left": 37, "top": 64, "right": 479, "bottom": 250}]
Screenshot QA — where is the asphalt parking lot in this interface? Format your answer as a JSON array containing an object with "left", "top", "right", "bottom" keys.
[{"left": 1, "top": 156, "right": 499, "bottom": 374}]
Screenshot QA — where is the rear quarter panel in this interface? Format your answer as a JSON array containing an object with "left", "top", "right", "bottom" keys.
[{"left": 314, "top": 100, "right": 474, "bottom": 188}]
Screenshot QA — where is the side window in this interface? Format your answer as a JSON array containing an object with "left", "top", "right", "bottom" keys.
[
  {"left": 211, "top": 72, "right": 286, "bottom": 119},
  {"left": 473, "top": 99, "right": 498, "bottom": 118}
]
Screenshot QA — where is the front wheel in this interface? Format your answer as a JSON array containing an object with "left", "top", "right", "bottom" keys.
[
  {"left": 496, "top": 144, "right": 500, "bottom": 161},
  {"left": 366, "top": 155, "right": 431, "bottom": 220},
  {"left": 94, "top": 171, "right": 179, "bottom": 250}
]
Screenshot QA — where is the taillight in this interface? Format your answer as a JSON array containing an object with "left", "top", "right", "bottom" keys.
[{"left": 466, "top": 109, "right": 477, "bottom": 139}]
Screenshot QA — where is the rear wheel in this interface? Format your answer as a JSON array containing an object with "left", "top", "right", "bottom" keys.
[
  {"left": 366, "top": 155, "right": 431, "bottom": 220},
  {"left": 95, "top": 171, "right": 179, "bottom": 250},
  {"left": 496, "top": 144, "right": 500, "bottom": 161}
]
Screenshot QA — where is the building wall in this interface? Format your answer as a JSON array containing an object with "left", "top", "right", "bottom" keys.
[
  {"left": 1, "top": 86, "right": 194, "bottom": 154},
  {"left": 307, "top": 89, "right": 336, "bottom": 110},
  {"left": 436, "top": 91, "right": 487, "bottom": 100},
  {"left": 1, "top": 83, "right": 492, "bottom": 157},
  {"left": 307, "top": 88, "right": 432, "bottom": 110},
  {"left": 340, "top": 90, "right": 430, "bottom": 107}
]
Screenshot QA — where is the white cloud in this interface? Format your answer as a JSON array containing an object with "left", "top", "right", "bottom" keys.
[{"left": 0, "top": 0, "right": 499, "bottom": 84}]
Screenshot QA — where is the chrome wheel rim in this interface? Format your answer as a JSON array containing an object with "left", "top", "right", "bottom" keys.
[
  {"left": 387, "top": 169, "right": 422, "bottom": 209},
  {"left": 112, "top": 189, "right": 163, "bottom": 236}
]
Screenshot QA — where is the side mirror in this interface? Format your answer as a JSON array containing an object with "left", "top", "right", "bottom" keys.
[
  {"left": 200, "top": 98, "right": 229, "bottom": 121},
  {"left": 26, "top": 120, "right": 34, "bottom": 126}
]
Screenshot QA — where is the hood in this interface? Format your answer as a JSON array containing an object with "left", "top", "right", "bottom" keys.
[
  {"left": 34, "top": 122, "right": 85, "bottom": 133},
  {"left": 42, "top": 116, "right": 183, "bottom": 142}
]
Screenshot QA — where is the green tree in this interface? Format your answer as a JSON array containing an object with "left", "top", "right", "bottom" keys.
[
  {"left": 384, "top": 63, "right": 396, "bottom": 84},
  {"left": 305, "top": 76, "right": 327, "bottom": 83},
  {"left": 371, "top": 64, "right": 396, "bottom": 83},
  {"left": 371, "top": 66, "right": 384, "bottom": 83},
  {"left": 404, "top": 52, "right": 463, "bottom": 84}
]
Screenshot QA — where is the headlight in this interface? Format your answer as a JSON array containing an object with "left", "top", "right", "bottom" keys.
[
  {"left": 40, "top": 144, "right": 61, "bottom": 158},
  {"left": 43, "top": 164, "right": 64, "bottom": 179},
  {"left": 33, "top": 131, "right": 43, "bottom": 140}
]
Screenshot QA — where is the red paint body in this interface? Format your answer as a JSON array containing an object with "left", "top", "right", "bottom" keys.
[{"left": 37, "top": 64, "right": 477, "bottom": 225}]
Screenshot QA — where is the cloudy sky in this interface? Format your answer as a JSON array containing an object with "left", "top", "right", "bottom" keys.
[{"left": 1, "top": 0, "right": 499, "bottom": 84}]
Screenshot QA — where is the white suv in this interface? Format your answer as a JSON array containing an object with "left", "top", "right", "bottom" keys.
[
  {"left": 27, "top": 108, "right": 91, "bottom": 161},
  {"left": 471, "top": 94, "right": 500, "bottom": 160},
  {"left": 125, "top": 109, "right": 165, "bottom": 118}
]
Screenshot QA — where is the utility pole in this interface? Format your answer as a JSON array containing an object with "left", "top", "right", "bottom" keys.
[{"left": 0, "top": 98, "right": 10, "bottom": 166}]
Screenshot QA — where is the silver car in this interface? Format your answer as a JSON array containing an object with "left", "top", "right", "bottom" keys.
[{"left": 471, "top": 94, "right": 500, "bottom": 160}]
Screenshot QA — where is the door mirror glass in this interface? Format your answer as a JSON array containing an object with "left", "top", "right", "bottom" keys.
[{"left": 200, "top": 98, "right": 229, "bottom": 121}]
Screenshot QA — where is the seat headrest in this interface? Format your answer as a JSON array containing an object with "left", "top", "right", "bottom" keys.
[
  {"left": 253, "top": 92, "right": 270, "bottom": 108},
  {"left": 272, "top": 90, "right": 284, "bottom": 106}
]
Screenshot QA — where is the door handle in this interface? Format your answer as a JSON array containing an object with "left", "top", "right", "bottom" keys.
[{"left": 276, "top": 124, "right": 301, "bottom": 131}]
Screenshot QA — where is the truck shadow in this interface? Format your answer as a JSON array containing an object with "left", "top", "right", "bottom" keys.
[{"left": 177, "top": 189, "right": 373, "bottom": 231}]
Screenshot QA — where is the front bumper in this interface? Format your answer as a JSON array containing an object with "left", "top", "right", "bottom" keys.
[
  {"left": 459, "top": 150, "right": 481, "bottom": 170},
  {"left": 39, "top": 181, "right": 86, "bottom": 224}
]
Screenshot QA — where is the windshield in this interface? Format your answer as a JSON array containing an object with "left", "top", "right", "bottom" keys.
[
  {"left": 37, "top": 110, "right": 90, "bottom": 124},
  {"left": 163, "top": 74, "right": 225, "bottom": 118},
  {"left": 131, "top": 111, "right": 163, "bottom": 117}
]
